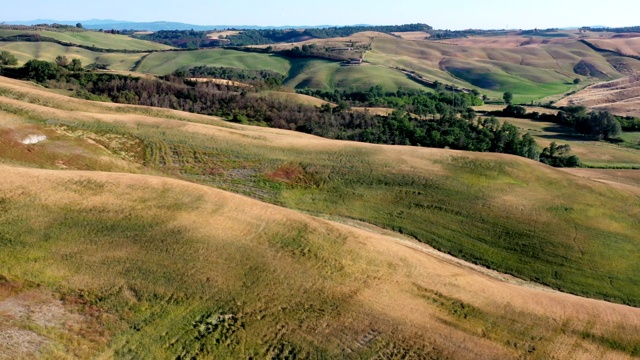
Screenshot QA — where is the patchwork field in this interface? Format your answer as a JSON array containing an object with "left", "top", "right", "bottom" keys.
[{"left": 1, "top": 74, "right": 640, "bottom": 358}]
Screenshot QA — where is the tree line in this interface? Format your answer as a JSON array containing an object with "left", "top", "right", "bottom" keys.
[{"left": 493, "top": 104, "right": 635, "bottom": 140}]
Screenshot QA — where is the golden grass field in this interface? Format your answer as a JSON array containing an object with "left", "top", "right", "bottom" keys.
[
  {"left": 556, "top": 75, "right": 640, "bottom": 117},
  {"left": 586, "top": 36, "right": 640, "bottom": 57},
  {"left": 1, "top": 74, "right": 640, "bottom": 358},
  {"left": 0, "top": 163, "right": 639, "bottom": 359}
]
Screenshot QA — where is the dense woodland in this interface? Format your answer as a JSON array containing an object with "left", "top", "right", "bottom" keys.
[
  {"left": 175, "top": 66, "right": 285, "bottom": 89},
  {"left": 2, "top": 57, "right": 581, "bottom": 166}
]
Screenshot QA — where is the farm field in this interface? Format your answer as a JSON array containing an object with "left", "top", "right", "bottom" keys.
[
  {"left": 136, "top": 49, "right": 293, "bottom": 75},
  {"left": 585, "top": 36, "right": 640, "bottom": 57},
  {"left": 0, "top": 42, "right": 147, "bottom": 70},
  {"left": 0, "top": 29, "right": 172, "bottom": 51},
  {"left": 1, "top": 75, "right": 639, "bottom": 358},
  {"left": 556, "top": 74, "right": 640, "bottom": 117}
]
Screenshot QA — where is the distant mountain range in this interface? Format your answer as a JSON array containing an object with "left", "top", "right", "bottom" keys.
[{"left": 1, "top": 19, "right": 353, "bottom": 31}]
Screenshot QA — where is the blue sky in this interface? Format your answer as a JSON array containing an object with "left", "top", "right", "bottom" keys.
[{"left": 2, "top": 0, "right": 638, "bottom": 29}]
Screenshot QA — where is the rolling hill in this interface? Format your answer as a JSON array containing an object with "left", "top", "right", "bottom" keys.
[
  {"left": 4, "top": 27, "right": 640, "bottom": 104},
  {"left": 556, "top": 74, "right": 640, "bottom": 117},
  {"left": 0, "top": 28, "right": 172, "bottom": 51},
  {"left": 1, "top": 75, "right": 639, "bottom": 358}
]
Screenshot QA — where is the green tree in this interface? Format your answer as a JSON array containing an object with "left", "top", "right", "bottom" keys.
[
  {"left": 573, "top": 78, "right": 581, "bottom": 85},
  {"left": 76, "top": 23, "right": 83, "bottom": 29},
  {"left": 503, "top": 91, "right": 513, "bottom": 105},
  {"left": 0, "top": 50, "right": 18, "bottom": 66},
  {"left": 21, "top": 60, "right": 62, "bottom": 82},
  {"left": 576, "top": 111, "right": 621, "bottom": 139},
  {"left": 68, "top": 58, "right": 83, "bottom": 71},
  {"left": 55, "top": 55, "right": 69, "bottom": 67}
]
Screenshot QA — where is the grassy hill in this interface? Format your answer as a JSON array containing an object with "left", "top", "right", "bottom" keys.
[
  {"left": 482, "top": 113, "right": 640, "bottom": 168},
  {"left": 136, "top": 49, "right": 292, "bottom": 75},
  {"left": 0, "top": 42, "right": 147, "bottom": 71},
  {"left": 1, "top": 75, "right": 639, "bottom": 304},
  {"left": 1, "top": 75, "right": 640, "bottom": 358},
  {"left": 5, "top": 28, "right": 640, "bottom": 103},
  {"left": 0, "top": 29, "right": 172, "bottom": 51},
  {"left": 556, "top": 74, "right": 640, "bottom": 118}
]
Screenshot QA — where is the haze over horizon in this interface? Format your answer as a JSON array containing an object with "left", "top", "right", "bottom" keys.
[{"left": 2, "top": 0, "right": 638, "bottom": 30}]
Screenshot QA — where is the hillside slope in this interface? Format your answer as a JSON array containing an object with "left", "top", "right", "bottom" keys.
[
  {"left": 1, "top": 75, "right": 639, "bottom": 309},
  {"left": 556, "top": 74, "right": 640, "bottom": 117},
  {"left": 1, "top": 165, "right": 639, "bottom": 359}
]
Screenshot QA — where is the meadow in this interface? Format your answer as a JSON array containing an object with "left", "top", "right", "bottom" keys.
[
  {"left": 492, "top": 115, "right": 640, "bottom": 168},
  {"left": 1, "top": 75, "right": 640, "bottom": 358},
  {"left": 0, "top": 29, "right": 172, "bottom": 51},
  {"left": 1, "top": 76, "right": 638, "bottom": 308}
]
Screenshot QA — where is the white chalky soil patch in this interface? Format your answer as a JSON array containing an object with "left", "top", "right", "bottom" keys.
[{"left": 20, "top": 134, "right": 47, "bottom": 145}]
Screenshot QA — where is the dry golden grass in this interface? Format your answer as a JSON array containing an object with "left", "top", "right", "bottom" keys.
[
  {"left": 1, "top": 164, "right": 639, "bottom": 359},
  {"left": 2, "top": 75, "right": 640, "bottom": 357},
  {"left": 431, "top": 35, "right": 572, "bottom": 48},
  {"left": 557, "top": 75, "right": 640, "bottom": 117},
  {"left": 587, "top": 37, "right": 640, "bottom": 57},
  {"left": 206, "top": 30, "right": 241, "bottom": 39},
  {"left": 391, "top": 31, "right": 431, "bottom": 41}
]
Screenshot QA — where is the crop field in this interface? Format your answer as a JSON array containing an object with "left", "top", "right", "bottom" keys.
[
  {"left": 364, "top": 34, "right": 640, "bottom": 103},
  {"left": 0, "top": 29, "right": 172, "bottom": 51}
]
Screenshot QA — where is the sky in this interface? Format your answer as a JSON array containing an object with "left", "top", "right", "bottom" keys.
[{"left": 2, "top": 0, "right": 638, "bottom": 30}]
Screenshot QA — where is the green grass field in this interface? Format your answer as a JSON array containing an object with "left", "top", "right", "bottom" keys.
[
  {"left": 136, "top": 49, "right": 293, "bottom": 75},
  {"left": 498, "top": 116, "right": 640, "bottom": 168},
  {"left": 0, "top": 29, "right": 172, "bottom": 51},
  {"left": 365, "top": 35, "right": 640, "bottom": 103},
  {"left": 0, "top": 42, "right": 147, "bottom": 71},
  {"left": 283, "top": 59, "right": 425, "bottom": 91}
]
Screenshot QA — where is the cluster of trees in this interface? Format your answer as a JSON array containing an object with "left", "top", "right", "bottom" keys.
[
  {"left": 493, "top": 104, "right": 626, "bottom": 140},
  {"left": 174, "top": 66, "right": 284, "bottom": 89},
  {"left": 135, "top": 30, "right": 221, "bottom": 48},
  {"left": 226, "top": 24, "right": 433, "bottom": 46},
  {"left": 0, "top": 50, "right": 18, "bottom": 66},
  {"left": 298, "top": 87, "right": 483, "bottom": 117},
  {"left": 137, "top": 24, "right": 432, "bottom": 48},
  {"left": 3, "top": 58, "right": 83, "bottom": 82},
  {"left": 4, "top": 57, "right": 581, "bottom": 167}
]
